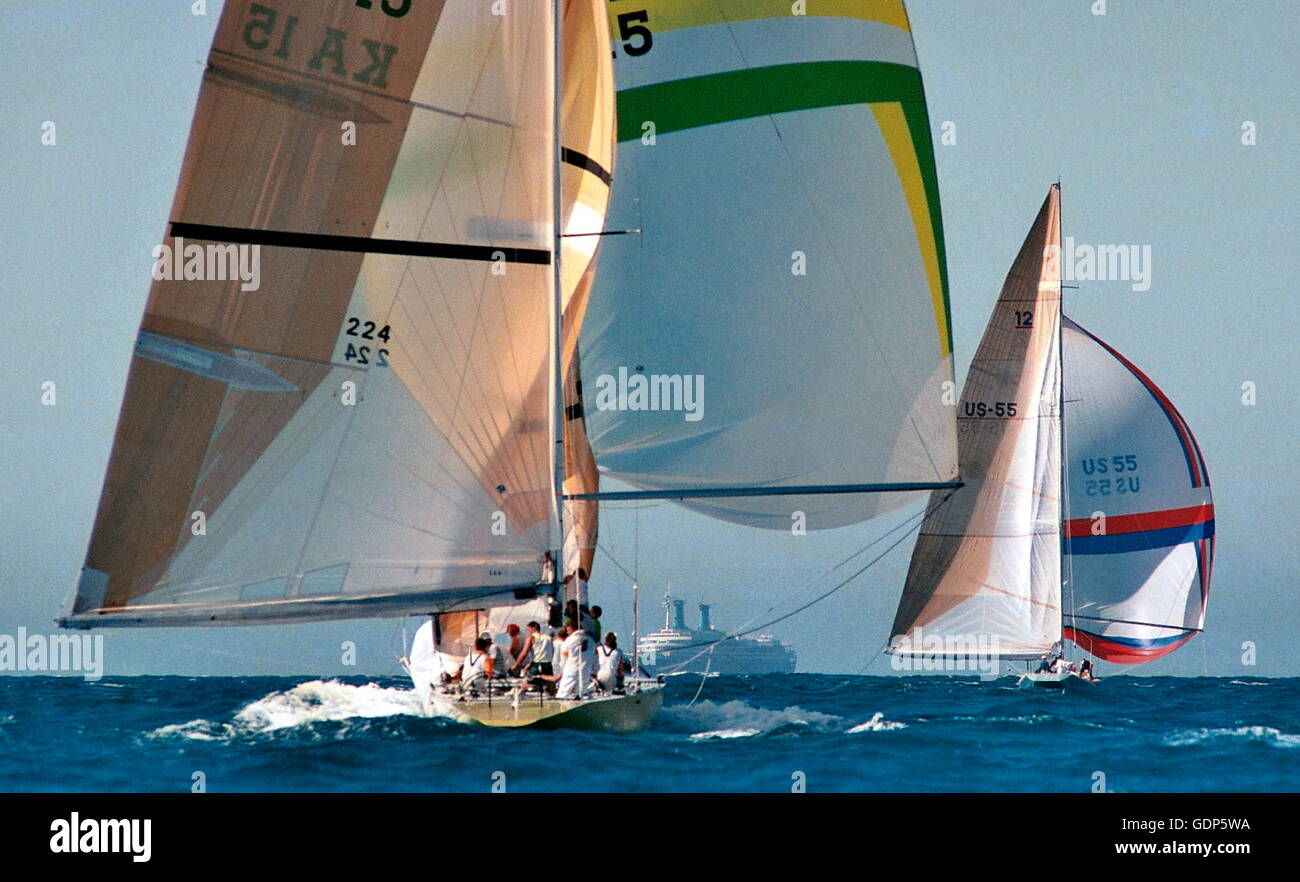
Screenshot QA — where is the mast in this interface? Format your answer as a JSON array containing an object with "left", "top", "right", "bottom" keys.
[
  {"left": 1055, "top": 181, "right": 1074, "bottom": 658},
  {"left": 549, "top": 0, "right": 565, "bottom": 603}
]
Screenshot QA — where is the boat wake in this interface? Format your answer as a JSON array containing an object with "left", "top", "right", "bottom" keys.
[
  {"left": 1163, "top": 725, "right": 1300, "bottom": 749},
  {"left": 668, "top": 699, "right": 904, "bottom": 741},
  {"left": 148, "top": 679, "right": 432, "bottom": 742}
]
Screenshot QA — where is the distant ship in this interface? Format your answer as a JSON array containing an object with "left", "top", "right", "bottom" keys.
[{"left": 638, "top": 595, "right": 797, "bottom": 676}]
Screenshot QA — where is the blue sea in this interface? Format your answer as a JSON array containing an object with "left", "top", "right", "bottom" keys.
[{"left": 0, "top": 675, "right": 1296, "bottom": 792}]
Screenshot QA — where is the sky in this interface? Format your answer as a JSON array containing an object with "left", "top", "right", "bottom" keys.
[{"left": 0, "top": 0, "right": 1296, "bottom": 678}]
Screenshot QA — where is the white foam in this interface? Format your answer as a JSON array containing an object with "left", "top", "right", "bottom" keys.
[
  {"left": 148, "top": 679, "right": 427, "bottom": 741},
  {"left": 1164, "top": 725, "right": 1300, "bottom": 749},
  {"left": 232, "top": 680, "right": 422, "bottom": 732},
  {"left": 847, "top": 711, "right": 907, "bottom": 733},
  {"left": 668, "top": 699, "right": 843, "bottom": 737},
  {"left": 690, "top": 728, "right": 764, "bottom": 741}
]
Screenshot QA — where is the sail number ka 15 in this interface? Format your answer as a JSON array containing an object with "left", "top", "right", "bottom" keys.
[{"left": 241, "top": 4, "right": 400, "bottom": 90}]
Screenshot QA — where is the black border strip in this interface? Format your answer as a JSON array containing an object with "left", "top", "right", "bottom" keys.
[
  {"left": 560, "top": 147, "right": 613, "bottom": 185},
  {"left": 169, "top": 222, "right": 551, "bottom": 265}
]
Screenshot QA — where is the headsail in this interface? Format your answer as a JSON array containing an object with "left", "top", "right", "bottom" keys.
[
  {"left": 579, "top": 0, "right": 959, "bottom": 529},
  {"left": 64, "top": 0, "right": 563, "bottom": 627},
  {"left": 1060, "top": 317, "right": 1214, "bottom": 663},
  {"left": 557, "top": 0, "right": 615, "bottom": 584},
  {"left": 889, "top": 185, "right": 1063, "bottom": 659}
]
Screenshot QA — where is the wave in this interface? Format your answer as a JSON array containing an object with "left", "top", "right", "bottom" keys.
[
  {"left": 847, "top": 711, "right": 907, "bottom": 733},
  {"left": 148, "top": 679, "right": 428, "bottom": 742},
  {"left": 670, "top": 699, "right": 904, "bottom": 740},
  {"left": 1164, "top": 725, "right": 1300, "bottom": 749}
]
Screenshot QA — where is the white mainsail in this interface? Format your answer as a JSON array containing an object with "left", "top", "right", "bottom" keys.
[
  {"left": 579, "top": 0, "right": 960, "bottom": 529},
  {"left": 889, "top": 185, "right": 1063, "bottom": 659}
]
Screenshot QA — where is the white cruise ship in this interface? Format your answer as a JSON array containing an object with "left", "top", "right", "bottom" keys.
[{"left": 637, "top": 596, "right": 796, "bottom": 676}]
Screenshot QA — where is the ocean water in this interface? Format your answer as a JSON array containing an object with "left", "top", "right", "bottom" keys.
[{"left": 0, "top": 675, "right": 1296, "bottom": 792}]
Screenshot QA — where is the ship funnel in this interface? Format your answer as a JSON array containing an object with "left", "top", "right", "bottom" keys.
[
  {"left": 672, "top": 599, "right": 686, "bottom": 630},
  {"left": 698, "top": 603, "right": 713, "bottom": 631}
]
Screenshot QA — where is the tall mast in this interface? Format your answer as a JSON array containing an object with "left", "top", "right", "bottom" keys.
[
  {"left": 549, "top": 0, "right": 566, "bottom": 600},
  {"left": 1055, "top": 181, "right": 1072, "bottom": 654}
]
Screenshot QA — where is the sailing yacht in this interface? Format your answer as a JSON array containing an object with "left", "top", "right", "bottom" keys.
[
  {"left": 60, "top": 1, "right": 965, "bottom": 729},
  {"left": 887, "top": 185, "right": 1216, "bottom": 687}
]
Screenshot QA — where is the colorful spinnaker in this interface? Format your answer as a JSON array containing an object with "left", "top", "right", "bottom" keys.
[
  {"left": 1060, "top": 317, "right": 1214, "bottom": 662},
  {"left": 889, "top": 184, "right": 1214, "bottom": 668},
  {"left": 580, "top": 0, "right": 959, "bottom": 529}
]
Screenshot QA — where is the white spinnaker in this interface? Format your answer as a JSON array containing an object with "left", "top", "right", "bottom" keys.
[
  {"left": 889, "top": 186, "right": 1063, "bottom": 659},
  {"left": 1061, "top": 317, "right": 1213, "bottom": 663},
  {"left": 67, "top": 1, "right": 560, "bottom": 626},
  {"left": 581, "top": 1, "right": 957, "bottom": 529}
]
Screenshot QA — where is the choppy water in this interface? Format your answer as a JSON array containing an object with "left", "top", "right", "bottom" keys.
[{"left": 1, "top": 675, "right": 1296, "bottom": 792}]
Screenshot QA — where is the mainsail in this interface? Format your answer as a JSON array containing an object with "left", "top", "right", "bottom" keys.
[
  {"left": 1060, "top": 317, "right": 1214, "bottom": 662},
  {"left": 889, "top": 185, "right": 1063, "bottom": 659},
  {"left": 579, "top": 0, "right": 960, "bottom": 529},
  {"left": 64, "top": 0, "right": 568, "bottom": 627}
]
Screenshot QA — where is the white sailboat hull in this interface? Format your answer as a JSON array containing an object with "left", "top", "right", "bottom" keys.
[
  {"left": 428, "top": 687, "right": 662, "bottom": 732},
  {"left": 405, "top": 661, "right": 662, "bottom": 731},
  {"left": 1016, "top": 670, "right": 1095, "bottom": 690}
]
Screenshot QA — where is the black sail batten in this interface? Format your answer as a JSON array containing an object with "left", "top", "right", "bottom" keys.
[
  {"left": 559, "top": 146, "right": 613, "bottom": 185},
  {"left": 168, "top": 222, "right": 552, "bottom": 265}
]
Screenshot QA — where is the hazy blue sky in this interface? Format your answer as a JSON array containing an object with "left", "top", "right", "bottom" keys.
[{"left": 1, "top": 1, "right": 1295, "bottom": 677}]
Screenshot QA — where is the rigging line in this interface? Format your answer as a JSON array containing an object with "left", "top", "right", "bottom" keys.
[
  {"left": 594, "top": 538, "right": 637, "bottom": 584},
  {"left": 659, "top": 494, "right": 942, "bottom": 667},
  {"left": 686, "top": 650, "right": 713, "bottom": 708},
  {"left": 658, "top": 491, "right": 957, "bottom": 671},
  {"left": 856, "top": 642, "right": 890, "bottom": 676}
]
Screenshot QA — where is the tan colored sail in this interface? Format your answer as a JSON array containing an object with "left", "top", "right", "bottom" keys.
[
  {"left": 559, "top": 0, "right": 613, "bottom": 582},
  {"left": 71, "top": 0, "right": 561, "bottom": 624},
  {"left": 889, "top": 185, "right": 1063, "bottom": 658}
]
